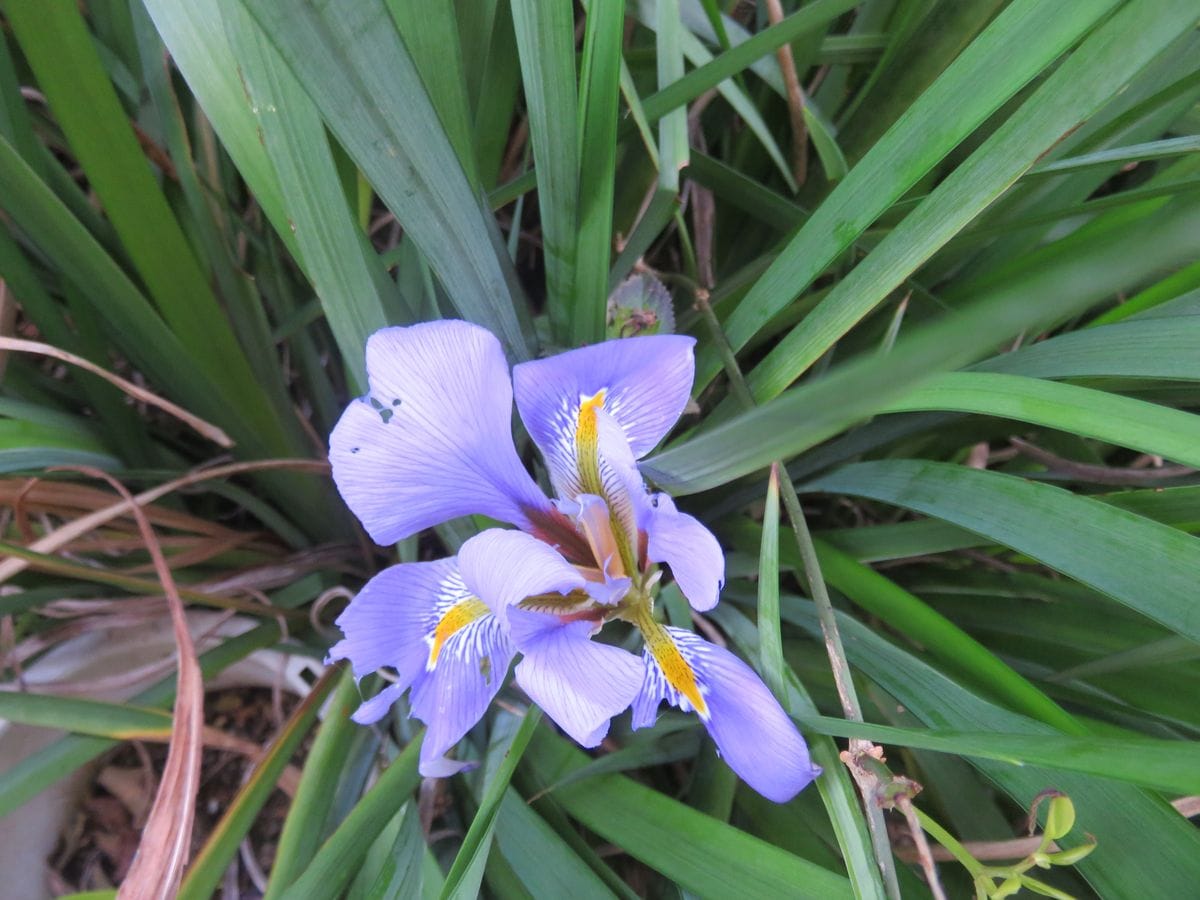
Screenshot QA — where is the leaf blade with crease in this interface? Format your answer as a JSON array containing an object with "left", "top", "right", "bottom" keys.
[{"left": 238, "top": 0, "right": 532, "bottom": 358}]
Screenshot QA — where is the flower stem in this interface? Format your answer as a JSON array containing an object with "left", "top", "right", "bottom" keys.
[{"left": 914, "top": 807, "right": 986, "bottom": 878}]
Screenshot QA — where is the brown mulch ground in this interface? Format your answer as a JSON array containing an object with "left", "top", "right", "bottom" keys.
[{"left": 48, "top": 686, "right": 306, "bottom": 898}]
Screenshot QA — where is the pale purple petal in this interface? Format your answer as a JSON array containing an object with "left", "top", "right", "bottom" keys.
[
  {"left": 329, "top": 321, "right": 551, "bottom": 545},
  {"left": 350, "top": 682, "right": 406, "bottom": 725},
  {"left": 645, "top": 494, "right": 725, "bottom": 611},
  {"left": 328, "top": 558, "right": 465, "bottom": 691},
  {"left": 327, "top": 555, "right": 515, "bottom": 771},
  {"left": 458, "top": 528, "right": 585, "bottom": 620},
  {"left": 512, "top": 336, "right": 696, "bottom": 499},
  {"left": 634, "top": 627, "right": 820, "bottom": 802},
  {"left": 509, "top": 609, "right": 645, "bottom": 747},
  {"left": 410, "top": 615, "right": 516, "bottom": 776},
  {"left": 419, "top": 755, "right": 476, "bottom": 777},
  {"left": 582, "top": 572, "right": 632, "bottom": 607}
]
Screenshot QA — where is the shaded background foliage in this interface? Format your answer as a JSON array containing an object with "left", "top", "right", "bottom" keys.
[{"left": 1, "top": 0, "right": 1199, "bottom": 897}]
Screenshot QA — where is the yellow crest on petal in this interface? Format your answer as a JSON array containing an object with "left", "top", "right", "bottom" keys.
[
  {"left": 427, "top": 597, "right": 489, "bottom": 670},
  {"left": 574, "top": 388, "right": 608, "bottom": 496},
  {"left": 643, "top": 619, "right": 709, "bottom": 718}
]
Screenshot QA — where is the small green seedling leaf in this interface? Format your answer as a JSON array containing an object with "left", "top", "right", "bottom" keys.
[{"left": 1044, "top": 795, "right": 1076, "bottom": 842}]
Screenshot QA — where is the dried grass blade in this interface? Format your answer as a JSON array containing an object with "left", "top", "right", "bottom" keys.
[
  {"left": 0, "top": 459, "right": 327, "bottom": 585},
  {"left": 0, "top": 479, "right": 252, "bottom": 537},
  {"left": 0, "top": 335, "right": 234, "bottom": 448}
]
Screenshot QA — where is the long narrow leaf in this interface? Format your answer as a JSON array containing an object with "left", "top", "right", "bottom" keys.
[
  {"left": 804, "top": 460, "right": 1200, "bottom": 644},
  {"left": 239, "top": 0, "right": 532, "bottom": 358},
  {"left": 698, "top": 0, "right": 1123, "bottom": 389}
]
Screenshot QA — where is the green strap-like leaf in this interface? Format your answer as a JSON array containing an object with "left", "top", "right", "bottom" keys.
[
  {"left": 736, "top": 0, "right": 1199, "bottom": 400},
  {"left": 239, "top": 0, "right": 533, "bottom": 359},
  {"left": 572, "top": 0, "right": 626, "bottom": 345},
  {"left": 440, "top": 708, "right": 542, "bottom": 900},
  {"left": 0, "top": 693, "right": 171, "bottom": 740},
  {"left": 511, "top": 0, "right": 580, "bottom": 336},
  {"left": 179, "top": 668, "right": 341, "bottom": 900},
  {"left": 263, "top": 669, "right": 361, "bottom": 898},
  {"left": 784, "top": 601, "right": 1200, "bottom": 898},
  {"left": 524, "top": 729, "right": 854, "bottom": 899},
  {"left": 277, "top": 735, "right": 422, "bottom": 900},
  {"left": 880, "top": 371, "right": 1200, "bottom": 469},
  {"left": 220, "top": 0, "right": 402, "bottom": 391},
  {"left": 804, "top": 459, "right": 1200, "bottom": 644}
]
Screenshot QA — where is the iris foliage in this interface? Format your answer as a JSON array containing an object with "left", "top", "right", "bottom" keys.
[{"left": 1, "top": 1, "right": 1199, "bottom": 898}]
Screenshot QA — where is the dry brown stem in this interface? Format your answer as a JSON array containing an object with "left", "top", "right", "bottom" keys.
[{"left": 0, "top": 336, "right": 233, "bottom": 447}]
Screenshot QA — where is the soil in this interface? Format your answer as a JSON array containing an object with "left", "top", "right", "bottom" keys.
[{"left": 47, "top": 686, "right": 307, "bottom": 898}]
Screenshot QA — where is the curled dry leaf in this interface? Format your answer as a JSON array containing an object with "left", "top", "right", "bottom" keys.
[{"left": 59, "top": 468, "right": 204, "bottom": 900}]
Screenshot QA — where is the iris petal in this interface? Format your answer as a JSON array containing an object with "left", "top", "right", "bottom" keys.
[
  {"left": 513, "top": 334, "right": 697, "bottom": 464},
  {"left": 634, "top": 626, "right": 821, "bottom": 802},
  {"left": 329, "top": 321, "right": 551, "bottom": 545},
  {"left": 350, "top": 683, "right": 406, "bottom": 725},
  {"left": 327, "top": 555, "right": 517, "bottom": 776},
  {"left": 410, "top": 614, "right": 515, "bottom": 776},
  {"left": 508, "top": 609, "right": 645, "bottom": 747},
  {"left": 644, "top": 494, "right": 725, "bottom": 611},
  {"left": 328, "top": 558, "right": 463, "bottom": 692},
  {"left": 458, "top": 528, "right": 586, "bottom": 621}
]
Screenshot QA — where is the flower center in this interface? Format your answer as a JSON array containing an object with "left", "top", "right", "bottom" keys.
[{"left": 573, "top": 390, "right": 639, "bottom": 577}]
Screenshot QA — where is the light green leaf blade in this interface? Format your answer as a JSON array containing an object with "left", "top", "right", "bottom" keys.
[
  {"left": 787, "top": 602, "right": 1200, "bottom": 898},
  {"left": 800, "top": 716, "right": 1200, "bottom": 795},
  {"left": 804, "top": 460, "right": 1200, "bottom": 644},
  {"left": 880, "top": 371, "right": 1200, "bottom": 468},
  {"left": 264, "top": 670, "right": 360, "bottom": 898},
  {"left": 644, "top": 194, "right": 1200, "bottom": 494},
  {"left": 525, "top": 729, "right": 853, "bottom": 899},
  {"left": 239, "top": 0, "right": 532, "bottom": 358},
  {"left": 511, "top": 0, "right": 579, "bottom": 335},
  {"left": 440, "top": 708, "right": 541, "bottom": 900},
  {"left": 0, "top": 693, "right": 171, "bottom": 740},
  {"left": 179, "top": 669, "right": 340, "bottom": 900},
  {"left": 738, "top": 0, "right": 1198, "bottom": 400},
  {"left": 572, "top": 0, "right": 626, "bottom": 345},
  {"left": 277, "top": 735, "right": 423, "bottom": 900},
  {"left": 698, "top": 0, "right": 1123, "bottom": 389},
  {"left": 220, "top": 0, "right": 401, "bottom": 391},
  {"left": 492, "top": 790, "right": 617, "bottom": 900},
  {"left": 5, "top": 0, "right": 279, "bottom": 433}
]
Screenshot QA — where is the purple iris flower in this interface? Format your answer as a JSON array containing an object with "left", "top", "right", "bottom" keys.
[{"left": 327, "top": 320, "right": 820, "bottom": 801}]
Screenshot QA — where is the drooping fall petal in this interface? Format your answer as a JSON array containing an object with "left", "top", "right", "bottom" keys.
[
  {"left": 644, "top": 493, "right": 725, "bottom": 612},
  {"left": 633, "top": 625, "right": 820, "bottom": 803},
  {"left": 327, "top": 556, "right": 515, "bottom": 776}
]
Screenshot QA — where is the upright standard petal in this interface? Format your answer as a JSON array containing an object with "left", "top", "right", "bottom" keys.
[
  {"left": 633, "top": 625, "right": 820, "bottom": 803},
  {"left": 644, "top": 493, "right": 725, "bottom": 611},
  {"left": 329, "top": 321, "right": 551, "bottom": 545},
  {"left": 457, "top": 528, "right": 587, "bottom": 621},
  {"left": 328, "top": 555, "right": 516, "bottom": 775},
  {"left": 508, "top": 609, "right": 645, "bottom": 747},
  {"left": 512, "top": 335, "right": 696, "bottom": 497}
]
